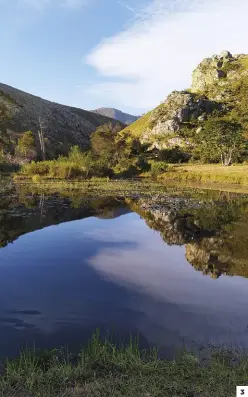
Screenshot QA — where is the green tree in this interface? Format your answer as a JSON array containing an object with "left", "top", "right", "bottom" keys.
[
  {"left": 68, "top": 145, "right": 84, "bottom": 163},
  {"left": 197, "top": 118, "right": 245, "bottom": 166},
  {"left": 16, "top": 130, "right": 36, "bottom": 160},
  {"left": 90, "top": 122, "right": 124, "bottom": 165}
]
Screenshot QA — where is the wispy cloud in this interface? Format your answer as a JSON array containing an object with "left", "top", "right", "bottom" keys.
[
  {"left": 118, "top": 1, "right": 135, "bottom": 13},
  {"left": 85, "top": 0, "right": 248, "bottom": 111}
]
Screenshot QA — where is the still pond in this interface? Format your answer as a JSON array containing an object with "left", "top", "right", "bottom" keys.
[{"left": 0, "top": 185, "right": 248, "bottom": 358}]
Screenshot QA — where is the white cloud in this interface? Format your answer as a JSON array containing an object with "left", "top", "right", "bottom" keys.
[{"left": 85, "top": 0, "right": 248, "bottom": 111}]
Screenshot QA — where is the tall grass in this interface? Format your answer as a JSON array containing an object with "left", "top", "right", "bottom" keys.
[
  {"left": 160, "top": 164, "right": 248, "bottom": 185},
  {"left": 17, "top": 146, "right": 111, "bottom": 180},
  {"left": 20, "top": 159, "right": 88, "bottom": 180},
  {"left": 0, "top": 331, "right": 247, "bottom": 397}
]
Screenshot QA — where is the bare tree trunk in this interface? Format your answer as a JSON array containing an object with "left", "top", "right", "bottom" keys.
[
  {"left": 38, "top": 117, "right": 46, "bottom": 161},
  {"left": 223, "top": 150, "right": 233, "bottom": 166}
]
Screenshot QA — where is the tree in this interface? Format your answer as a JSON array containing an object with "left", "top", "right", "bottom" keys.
[
  {"left": 15, "top": 130, "right": 36, "bottom": 160},
  {"left": 90, "top": 122, "right": 124, "bottom": 165},
  {"left": 68, "top": 145, "right": 84, "bottom": 163},
  {"left": 38, "top": 117, "right": 47, "bottom": 160},
  {"left": 197, "top": 117, "right": 245, "bottom": 166}
]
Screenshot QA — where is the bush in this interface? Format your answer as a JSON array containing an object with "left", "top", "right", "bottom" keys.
[
  {"left": 15, "top": 130, "right": 37, "bottom": 161},
  {"left": 151, "top": 161, "right": 168, "bottom": 178},
  {"left": 20, "top": 147, "right": 112, "bottom": 180},
  {"left": 22, "top": 161, "right": 49, "bottom": 175}
]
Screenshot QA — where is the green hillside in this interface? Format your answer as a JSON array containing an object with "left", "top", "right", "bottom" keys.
[{"left": 123, "top": 52, "right": 248, "bottom": 149}]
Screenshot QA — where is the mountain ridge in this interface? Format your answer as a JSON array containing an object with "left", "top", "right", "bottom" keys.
[
  {"left": 0, "top": 82, "right": 123, "bottom": 159},
  {"left": 92, "top": 107, "right": 140, "bottom": 125}
]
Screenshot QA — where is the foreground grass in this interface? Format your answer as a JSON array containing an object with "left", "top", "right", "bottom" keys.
[
  {"left": 160, "top": 164, "right": 248, "bottom": 185},
  {"left": 0, "top": 332, "right": 247, "bottom": 397}
]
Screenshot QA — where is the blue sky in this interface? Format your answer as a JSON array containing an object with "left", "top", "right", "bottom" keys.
[{"left": 0, "top": 0, "right": 247, "bottom": 115}]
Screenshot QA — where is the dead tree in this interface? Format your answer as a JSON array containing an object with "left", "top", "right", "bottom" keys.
[{"left": 38, "top": 117, "right": 46, "bottom": 160}]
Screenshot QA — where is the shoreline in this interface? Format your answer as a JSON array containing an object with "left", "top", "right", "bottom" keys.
[
  {"left": 0, "top": 332, "right": 246, "bottom": 397},
  {"left": 11, "top": 163, "right": 248, "bottom": 194},
  {"left": 11, "top": 175, "right": 248, "bottom": 195}
]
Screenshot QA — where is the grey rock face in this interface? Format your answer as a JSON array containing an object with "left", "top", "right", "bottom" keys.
[
  {"left": 144, "top": 91, "right": 222, "bottom": 148},
  {"left": 191, "top": 51, "right": 233, "bottom": 92}
]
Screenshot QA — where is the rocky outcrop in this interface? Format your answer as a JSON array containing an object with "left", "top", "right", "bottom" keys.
[
  {"left": 191, "top": 51, "right": 248, "bottom": 96},
  {"left": 142, "top": 91, "right": 223, "bottom": 149},
  {"left": 191, "top": 51, "right": 233, "bottom": 92},
  {"left": 124, "top": 50, "right": 248, "bottom": 150},
  {"left": 0, "top": 83, "right": 122, "bottom": 158}
]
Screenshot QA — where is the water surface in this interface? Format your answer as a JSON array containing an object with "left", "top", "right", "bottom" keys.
[{"left": 0, "top": 188, "right": 248, "bottom": 358}]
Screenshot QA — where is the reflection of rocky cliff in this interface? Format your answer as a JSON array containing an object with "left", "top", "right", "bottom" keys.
[
  {"left": 0, "top": 195, "right": 129, "bottom": 248},
  {"left": 1, "top": 188, "right": 248, "bottom": 280},
  {"left": 128, "top": 197, "right": 216, "bottom": 245},
  {"left": 128, "top": 196, "right": 248, "bottom": 279}
]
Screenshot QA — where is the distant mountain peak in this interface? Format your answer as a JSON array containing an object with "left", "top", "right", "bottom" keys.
[{"left": 92, "top": 107, "right": 140, "bottom": 125}]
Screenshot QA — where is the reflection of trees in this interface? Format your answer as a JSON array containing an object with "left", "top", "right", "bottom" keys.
[
  {"left": 0, "top": 194, "right": 128, "bottom": 249},
  {"left": 1, "top": 187, "right": 248, "bottom": 280},
  {"left": 129, "top": 197, "right": 248, "bottom": 279}
]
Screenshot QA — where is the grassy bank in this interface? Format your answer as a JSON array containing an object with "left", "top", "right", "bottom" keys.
[
  {"left": 0, "top": 332, "right": 247, "bottom": 397},
  {"left": 14, "top": 162, "right": 248, "bottom": 191},
  {"left": 160, "top": 164, "right": 248, "bottom": 185}
]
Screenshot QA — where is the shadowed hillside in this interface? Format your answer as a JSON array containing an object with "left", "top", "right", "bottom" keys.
[{"left": 0, "top": 83, "right": 123, "bottom": 159}]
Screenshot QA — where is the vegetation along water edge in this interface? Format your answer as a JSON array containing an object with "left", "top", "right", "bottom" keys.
[{"left": 0, "top": 332, "right": 247, "bottom": 397}]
